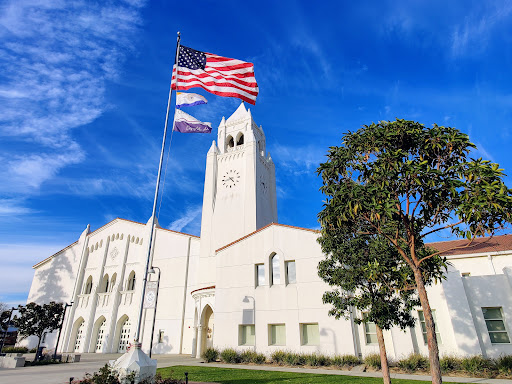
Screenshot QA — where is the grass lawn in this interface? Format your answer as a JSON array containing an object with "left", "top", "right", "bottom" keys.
[{"left": 158, "top": 366, "right": 432, "bottom": 384}]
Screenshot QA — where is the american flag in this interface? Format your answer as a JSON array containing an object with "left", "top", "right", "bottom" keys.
[{"left": 171, "top": 45, "right": 259, "bottom": 105}]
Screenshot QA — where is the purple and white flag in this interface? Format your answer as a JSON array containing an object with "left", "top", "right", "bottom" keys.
[
  {"left": 173, "top": 108, "right": 212, "bottom": 133},
  {"left": 176, "top": 92, "right": 207, "bottom": 108}
]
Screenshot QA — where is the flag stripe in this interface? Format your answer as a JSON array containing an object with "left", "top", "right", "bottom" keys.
[
  {"left": 174, "top": 82, "right": 257, "bottom": 104},
  {"left": 173, "top": 78, "right": 258, "bottom": 98},
  {"left": 172, "top": 69, "right": 257, "bottom": 88},
  {"left": 171, "top": 46, "right": 259, "bottom": 105},
  {"left": 173, "top": 69, "right": 258, "bottom": 94}
]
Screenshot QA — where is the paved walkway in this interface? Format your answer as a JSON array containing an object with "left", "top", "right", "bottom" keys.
[{"left": 0, "top": 353, "right": 511, "bottom": 384}]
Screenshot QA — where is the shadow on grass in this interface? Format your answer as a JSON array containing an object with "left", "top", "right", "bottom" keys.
[{"left": 158, "top": 366, "right": 432, "bottom": 384}]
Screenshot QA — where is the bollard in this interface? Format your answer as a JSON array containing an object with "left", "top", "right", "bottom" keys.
[{"left": 185, "top": 371, "right": 188, "bottom": 384}]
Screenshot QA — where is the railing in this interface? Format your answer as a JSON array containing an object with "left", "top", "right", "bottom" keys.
[
  {"left": 226, "top": 144, "right": 244, "bottom": 153},
  {"left": 120, "top": 291, "right": 134, "bottom": 306},
  {"left": 96, "top": 292, "right": 111, "bottom": 308},
  {"left": 77, "top": 294, "right": 90, "bottom": 308}
]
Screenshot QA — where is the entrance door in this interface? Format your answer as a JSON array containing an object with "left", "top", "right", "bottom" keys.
[
  {"left": 117, "top": 318, "right": 131, "bottom": 353},
  {"left": 203, "top": 306, "right": 214, "bottom": 351},
  {"left": 95, "top": 319, "right": 107, "bottom": 352},
  {"left": 74, "top": 321, "right": 85, "bottom": 352}
]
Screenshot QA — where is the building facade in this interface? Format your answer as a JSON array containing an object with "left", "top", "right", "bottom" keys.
[{"left": 26, "top": 104, "right": 512, "bottom": 359}]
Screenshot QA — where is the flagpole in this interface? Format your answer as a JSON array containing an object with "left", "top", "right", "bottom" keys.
[{"left": 134, "top": 31, "right": 181, "bottom": 345}]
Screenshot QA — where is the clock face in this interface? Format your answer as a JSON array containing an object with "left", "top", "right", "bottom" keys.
[{"left": 222, "top": 169, "right": 240, "bottom": 188}]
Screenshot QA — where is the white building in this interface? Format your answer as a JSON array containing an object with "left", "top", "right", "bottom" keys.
[{"left": 26, "top": 104, "right": 512, "bottom": 359}]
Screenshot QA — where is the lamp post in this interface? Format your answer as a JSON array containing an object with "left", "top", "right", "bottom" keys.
[
  {"left": 242, "top": 296, "right": 256, "bottom": 351},
  {"left": 148, "top": 266, "right": 161, "bottom": 358},
  {"left": 54, "top": 302, "right": 73, "bottom": 359},
  {"left": 0, "top": 306, "right": 16, "bottom": 354}
]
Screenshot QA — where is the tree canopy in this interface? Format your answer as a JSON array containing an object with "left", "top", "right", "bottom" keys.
[
  {"left": 317, "top": 119, "right": 512, "bottom": 384},
  {"left": 13, "top": 302, "right": 64, "bottom": 355}
]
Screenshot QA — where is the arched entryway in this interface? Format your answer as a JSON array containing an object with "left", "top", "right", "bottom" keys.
[
  {"left": 202, "top": 305, "right": 214, "bottom": 353},
  {"left": 93, "top": 316, "right": 107, "bottom": 353},
  {"left": 117, "top": 316, "right": 132, "bottom": 353},
  {"left": 72, "top": 318, "right": 85, "bottom": 352}
]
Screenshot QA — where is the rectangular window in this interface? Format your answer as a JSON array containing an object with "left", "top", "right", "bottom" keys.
[
  {"left": 286, "top": 261, "right": 296, "bottom": 284},
  {"left": 268, "top": 324, "right": 286, "bottom": 346},
  {"left": 301, "top": 323, "right": 319, "bottom": 345},
  {"left": 256, "top": 264, "right": 265, "bottom": 287},
  {"left": 158, "top": 330, "right": 164, "bottom": 344},
  {"left": 418, "top": 310, "right": 442, "bottom": 344},
  {"left": 363, "top": 315, "right": 378, "bottom": 344},
  {"left": 482, "top": 307, "right": 510, "bottom": 344},
  {"left": 239, "top": 325, "right": 255, "bottom": 346}
]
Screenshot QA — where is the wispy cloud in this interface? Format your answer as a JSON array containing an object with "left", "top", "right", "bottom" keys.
[
  {"left": 167, "top": 205, "right": 202, "bottom": 234},
  {"left": 271, "top": 144, "right": 326, "bottom": 176},
  {"left": 0, "top": 198, "right": 36, "bottom": 216},
  {"left": 0, "top": 0, "right": 146, "bottom": 199},
  {"left": 450, "top": 2, "right": 512, "bottom": 57}
]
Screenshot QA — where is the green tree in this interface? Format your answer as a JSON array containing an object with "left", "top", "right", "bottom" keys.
[
  {"left": 13, "top": 302, "right": 64, "bottom": 358},
  {"left": 317, "top": 119, "right": 512, "bottom": 384},
  {"left": 318, "top": 220, "right": 446, "bottom": 384}
]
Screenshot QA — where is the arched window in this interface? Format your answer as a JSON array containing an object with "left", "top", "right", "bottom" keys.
[
  {"left": 100, "top": 274, "right": 109, "bottom": 293},
  {"left": 127, "top": 271, "right": 136, "bottom": 291},
  {"left": 84, "top": 276, "right": 93, "bottom": 294},
  {"left": 110, "top": 273, "right": 117, "bottom": 292},
  {"left": 271, "top": 254, "right": 280, "bottom": 285},
  {"left": 236, "top": 133, "right": 244, "bottom": 146},
  {"left": 226, "top": 135, "right": 234, "bottom": 149}
]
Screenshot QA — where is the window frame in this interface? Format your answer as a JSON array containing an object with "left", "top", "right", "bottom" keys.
[
  {"left": 270, "top": 254, "right": 281, "bottom": 286},
  {"left": 482, "top": 307, "right": 510, "bottom": 344},
  {"left": 417, "top": 309, "right": 442, "bottom": 345},
  {"left": 255, "top": 264, "right": 265, "bottom": 287},
  {"left": 285, "top": 260, "right": 296, "bottom": 284},
  {"left": 362, "top": 313, "right": 378, "bottom": 345},
  {"left": 268, "top": 323, "right": 286, "bottom": 346},
  {"left": 300, "top": 323, "right": 319, "bottom": 346},
  {"left": 238, "top": 324, "right": 256, "bottom": 346}
]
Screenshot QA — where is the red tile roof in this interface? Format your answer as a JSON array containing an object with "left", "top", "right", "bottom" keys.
[{"left": 427, "top": 234, "right": 512, "bottom": 256}]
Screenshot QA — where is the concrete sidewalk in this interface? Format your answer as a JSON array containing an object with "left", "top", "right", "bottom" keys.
[{"left": 0, "top": 353, "right": 511, "bottom": 384}]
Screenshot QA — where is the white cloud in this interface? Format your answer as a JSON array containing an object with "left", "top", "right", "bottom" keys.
[
  {"left": 450, "top": 2, "right": 512, "bottom": 57},
  {"left": 271, "top": 144, "right": 326, "bottom": 176},
  {"left": 167, "top": 205, "right": 202, "bottom": 234},
  {"left": 0, "top": 0, "right": 147, "bottom": 198},
  {"left": 0, "top": 198, "right": 36, "bottom": 215}
]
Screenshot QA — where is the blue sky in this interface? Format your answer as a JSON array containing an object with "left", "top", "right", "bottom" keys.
[{"left": 1, "top": 0, "right": 512, "bottom": 307}]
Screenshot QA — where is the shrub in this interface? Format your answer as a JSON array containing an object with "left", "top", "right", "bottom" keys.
[
  {"left": 332, "top": 354, "right": 361, "bottom": 368},
  {"left": 220, "top": 348, "right": 240, "bottom": 364},
  {"left": 440, "top": 355, "right": 462, "bottom": 372},
  {"left": 201, "top": 347, "right": 219, "bottom": 363},
  {"left": 284, "top": 352, "right": 305, "bottom": 366},
  {"left": 240, "top": 350, "right": 266, "bottom": 364},
  {"left": 397, "top": 353, "right": 429, "bottom": 372},
  {"left": 29, "top": 347, "right": 37, "bottom": 353},
  {"left": 140, "top": 372, "right": 184, "bottom": 384},
  {"left": 497, "top": 355, "right": 512, "bottom": 375},
  {"left": 271, "top": 350, "right": 287, "bottom": 365},
  {"left": 71, "top": 364, "right": 121, "bottom": 384},
  {"left": 304, "top": 353, "right": 331, "bottom": 367},
  {"left": 2, "top": 346, "right": 28, "bottom": 353},
  {"left": 460, "top": 355, "right": 495, "bottom": 375},
  {"left": 364, "top": 353, "right": 381, "bottom": 370}
]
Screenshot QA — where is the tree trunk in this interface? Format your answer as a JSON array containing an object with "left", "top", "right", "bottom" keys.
[
  {"left": 376, "top": 324, "right": 391, "bottom": 384},
  {"left": 413, "top": 267, "right": 442, "bottom": 384},
  {"left": 35, "top": 335, "right": 42, "bottom": 362}
]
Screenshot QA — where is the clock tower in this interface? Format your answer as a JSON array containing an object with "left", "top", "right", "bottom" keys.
[{"left": 198, "top": 103, "right": 277, "bottom": 283}]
